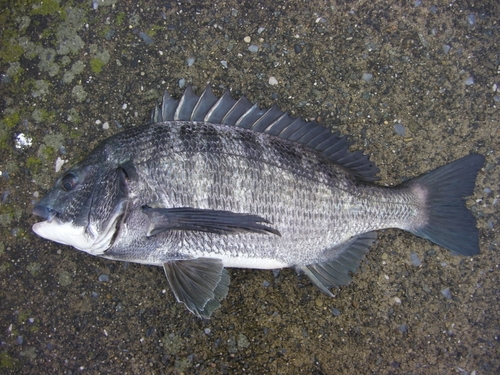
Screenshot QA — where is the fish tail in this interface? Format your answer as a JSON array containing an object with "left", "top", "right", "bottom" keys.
[{"left": 405, "top": 153, "right": 484, "bottom": 256}]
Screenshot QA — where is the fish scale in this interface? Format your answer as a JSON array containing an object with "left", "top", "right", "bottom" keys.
[{"left": 32, "top": 85, "right": 484, "bottom": 318}]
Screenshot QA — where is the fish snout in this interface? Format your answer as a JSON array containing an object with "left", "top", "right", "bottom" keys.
[{"left": 33, "top": 205, "right": 57, "bottom": 222}]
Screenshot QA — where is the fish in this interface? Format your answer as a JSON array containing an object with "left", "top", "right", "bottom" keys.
[{"left": 32, "top": 85, "right": 485, "bottom": 318}]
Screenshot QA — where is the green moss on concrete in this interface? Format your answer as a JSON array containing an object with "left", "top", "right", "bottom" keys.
[
  {"left": 26, "top": 156, "right": 43, "bottom": 173},
  {"left": 31, "top": 0, "right": 64, "bottom": 18},
  {"left": 115, "top": 12, "right": 126, "bottom": 25},
  {"left": 90, "top": 57, "right": 105, "bottom": 73},
  {"left": 0, "top": 42, "right": 24, "bottom": 63},
  {"left": 1, "top": 111, "right": 20, "bottom": 129},
  {"left": 0, "top": 351, "right": 18, "bottom": 370}
]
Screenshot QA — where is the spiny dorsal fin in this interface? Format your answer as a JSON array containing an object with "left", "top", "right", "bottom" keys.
[{"left": 151, "top": 85, "right": 380, "bottom": 181}]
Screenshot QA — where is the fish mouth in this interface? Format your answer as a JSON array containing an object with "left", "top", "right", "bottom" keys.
[{"left": 32, "top": 205, "right": 58, "bottom": 222}]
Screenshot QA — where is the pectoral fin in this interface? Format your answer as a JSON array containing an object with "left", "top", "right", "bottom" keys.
[
  {"left": 143, "top": 206, "right": 281, "bottom": 236},
  {"left": 163, "top": 258, "right": 230, "bottom": 318}
]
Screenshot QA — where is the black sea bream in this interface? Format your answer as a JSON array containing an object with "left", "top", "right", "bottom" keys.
[{"left": 32, "top": 86, "right": 484, "bottom": 317}]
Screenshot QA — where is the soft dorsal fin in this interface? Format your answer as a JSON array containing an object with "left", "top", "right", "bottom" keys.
[{"left": 151, "top": 85, "right": 380, "bottom": 181}]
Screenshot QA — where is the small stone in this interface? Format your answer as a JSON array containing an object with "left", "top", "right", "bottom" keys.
[
  {"left": 243, "top": 36, "right": 251, "bottom": 43},
  {"left": 467, "top": 14, "right": 476, "bottom": 26},
  {"left": 98, "top": 274, "right": 109, "bottom": 282},
  {"left": 237, "top": 333, "right": 250, "bottom": 348},
  {"left": 58, "top": 271, "right": 72, "bottom": 286},
  {"left": 362, "top": 73, "right": 373, "bottom": 82},
  {"left": 410, "top": 252, "right": 421, "bottom": 266},
  {"left": 55, "top": 157, "right": 65, "bottom": 173},
  {"left": 441, "top": 287, "right": 452, "bottom": 299},
  {"left": 268, "top": 76, "right": 278, "bottom": 86},
  {"left": 394, "top": 123, "right": 406, "bottom": 136},
  {"left": 248, "top": 45, "right": 259, "bottom": 53},
  {"left": 315, "top": 298, "right": 323, "bottom": 307}
]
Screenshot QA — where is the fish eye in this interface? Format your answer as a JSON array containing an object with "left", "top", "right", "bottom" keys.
[{"left": 61, "top": 172, "right": 78, "bottom": 192}]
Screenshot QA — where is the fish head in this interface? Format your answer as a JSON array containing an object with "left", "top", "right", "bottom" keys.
[{"left": 32, "top": 155, "right": 129, "bottom": 256}]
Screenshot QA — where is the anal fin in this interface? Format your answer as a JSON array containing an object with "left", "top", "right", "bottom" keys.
[
  {"left": 297, "top": 232, "right": 377, "bottom": 296},
  {"left": 163, "top": 258, "right": 230, "bottom": 318}
]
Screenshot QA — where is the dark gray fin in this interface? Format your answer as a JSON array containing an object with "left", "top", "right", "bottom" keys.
[
  {"left": 163, "top": 258, "right": 230, "bottom": 318},
  {"left": 142, "top": 206, "right": 281, "bottom": 236},
  {"left": 296, "top": 232, "right": 377, "bottom": 296},
  {"left": 151, "top": 85, "right": 380, "bottom": 181},
  {"left": 405, "top": 153, "right": 484, "bottom": 256}
]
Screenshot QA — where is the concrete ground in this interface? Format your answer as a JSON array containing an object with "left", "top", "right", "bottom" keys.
[{"left": 0, "top": 0, "right": 498, "bottom": 373}]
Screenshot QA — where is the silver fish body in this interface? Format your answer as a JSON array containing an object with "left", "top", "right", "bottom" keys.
[{"left": 32, "top": 86, "right": 484, "bottom": 317}]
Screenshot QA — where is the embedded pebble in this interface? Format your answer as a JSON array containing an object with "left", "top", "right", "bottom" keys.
[
  {"left": 220, "top": 60, "right": 228, "bottom": 68},
  {"left": 268, "top": 76, "right": 278, "bottom": 86},
  {"left": 332, "top": 308, "right": 341, "bottom": 316},
  {"left": 237, "top": 333, "right": 250, "bottom": 348},
  {"left": 139, "top": 31, "right": 154, "bottom": 44},
  {"left": 243, "top": 36, "right": 251, "bottom": 43},
  {"left": 394, "top": 123, "right": 406, "bottom": 136},
  {"left": 248, "top": 44, "right": 259, "bottom": 53},
  {"left": 98, "top": 274, "right": 109, "bottom": 282},
  {"left": 58, "top": 271, "right": 72, "bottom": 286},
  {"left": 186, "top": 57, "right": 195, "bottom": 67},
  {"left": 464, "top": 77, "right": 474, "bottom": 85},
  {"left": 410, "top": 252, "right": 421, "bottom": 266},
  {"left": 467, "top": 14, "right": 476, "bottom": 26},
  {"left": 262, "top": 280, "right": 270, "bottom": 287},
  {"left": 14, "top": 133, "right": 32, "bottom": 149},
  {"left": 442, "top": 44, "right": 451, "bottom": 54},
  {"left": 441, "top": 287, "right": 452, "bottom": 299},
  {"left": 362, "top": 73, "right": 373, "bottom": 82},
  {"left": 55, "top": 157, "right": 65, "bottom": 173}
]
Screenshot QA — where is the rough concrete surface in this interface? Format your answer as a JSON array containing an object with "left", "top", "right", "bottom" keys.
[{"left": 0, "top": 0, "right": 499, "bottom": 374}]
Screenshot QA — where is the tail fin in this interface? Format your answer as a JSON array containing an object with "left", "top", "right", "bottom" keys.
[{"left": 407, "top": 154, "right": 484, "bottom": 256}]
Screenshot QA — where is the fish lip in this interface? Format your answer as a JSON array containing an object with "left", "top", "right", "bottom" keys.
[{"left": 32, "top": 205, "right": 57, "bottom": 222}]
